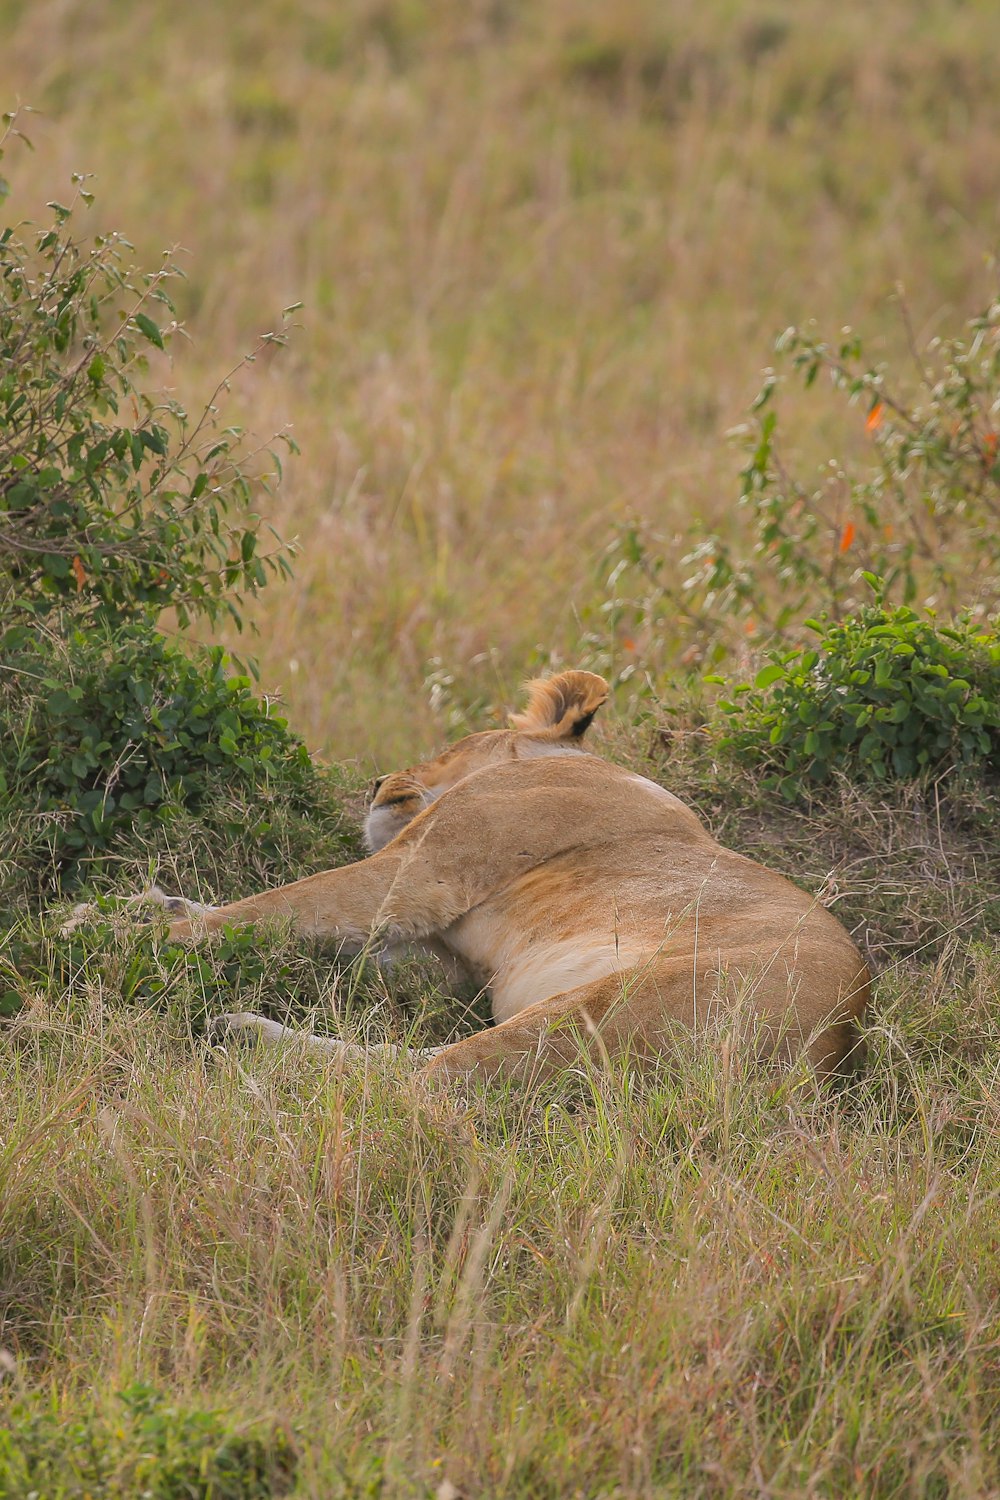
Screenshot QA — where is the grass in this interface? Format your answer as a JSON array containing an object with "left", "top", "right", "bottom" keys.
[
  {"left": 2, "top": 0, "right": 1000, "bottom": 1492},
  {"left": 3, "top": 0, "right": 1000, "bottom": 761},
  {"left": 2, "top": 748, "right": 999, "bottom": 1496},
  {"left": 2, "top": 943, "right": 999, "bottom": 1496}
]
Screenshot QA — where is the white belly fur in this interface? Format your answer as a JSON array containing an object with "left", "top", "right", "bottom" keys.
[{"left": 488, "top": 939, "right": 648, "bottom": 1024}]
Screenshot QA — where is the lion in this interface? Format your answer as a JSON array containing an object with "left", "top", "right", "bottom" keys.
[{"left": 161, "top": 669, "right": 871, "bottom": 1083}]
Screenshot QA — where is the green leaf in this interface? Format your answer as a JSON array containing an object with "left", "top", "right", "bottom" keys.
[
  {"left": 134, "top": 312, "right": 164, "bottom": 349},
  {"left": 754, "top": 663, "right": 785, "bottom": 690},
  {"left": 0, "top": 990, "right": 24, "bottom": 1019}
]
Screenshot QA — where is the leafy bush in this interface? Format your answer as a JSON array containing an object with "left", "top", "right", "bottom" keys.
[
  {"left": 0, "top": 115, "right": 294, "bottom": 631},
  {"left": 0, "top": 617, "right": 361, "bottom": 901},
  {"left": 584, "top": 297, "right": 1000, "bottom": 676},
  {"left": 0, "top": 1383, "right": 296, "bottom": 1499},
  {"left": 0, "top": 130, "right": 360, "bottom": 908},
  {"left": 706, "top": 302, "right": 1000, "bottom": 626},
  {"left": 0, "top": 903, "right": 472, "bottom": 1041},
  {"left": 1, "top": 914, "right": 333, "bottom": 1031},
  {"left": 713, "top": 590, "right": 1000, "bottom": 793}
]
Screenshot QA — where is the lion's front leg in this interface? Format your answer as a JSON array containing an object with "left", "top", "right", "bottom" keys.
[
  {"left": 164, "top": 812, "right": 491, "bottom": 949},
  {"left": 58, "top": 884, "right": 215, "bottom": 937},
  {"left": 164, "top": 846, "right": 411, "bottom": 945}
]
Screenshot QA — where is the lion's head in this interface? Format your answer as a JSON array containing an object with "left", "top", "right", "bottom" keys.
[{"left": 364, "top": 669, "right": 609, "bottom": 851}]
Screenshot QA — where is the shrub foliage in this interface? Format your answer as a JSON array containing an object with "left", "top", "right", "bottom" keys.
[
  {"left": 0, "top": 123, "right": 293, "bottom": 631},
  {"left": 0, "top": 618, "right": 348, "bottom": 898},
  {"left": 691, "top": 301, "right": 1000, "bottom": 630},
  {"left": 0, "top": 151, "right": 351, "bottom": 903},
  {"left": 714, "top": 590, "right": 1000, "bottom": 792},
  {"left": 586, "top": 297, "right": 1000, "bottom": 674}
]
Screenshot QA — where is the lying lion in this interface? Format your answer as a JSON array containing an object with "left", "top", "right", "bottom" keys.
[{"left": 162, "top": 670, "right": 870, "bottom": 1082}]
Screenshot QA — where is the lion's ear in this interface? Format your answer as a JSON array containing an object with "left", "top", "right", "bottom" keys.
[{"left": 509, "top": 670, "right": 610, "bottom": 740}]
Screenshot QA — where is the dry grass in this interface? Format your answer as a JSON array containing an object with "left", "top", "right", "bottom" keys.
[
  {"left": 3, "top": 0, "right": 1000, "bottom": 761},
  {"left": 2, "top": 753, "right": 999, "bottom": 1496},
  {"left": 2, "top": 941, "right": 999, "bottom": 1496}
]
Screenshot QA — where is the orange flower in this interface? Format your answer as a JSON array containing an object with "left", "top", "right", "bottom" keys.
[
  {"left": 839, "top": 521, "right": 856, "bottom": 553},
  {"left": 984, "top": 431, "right": 998, "bottom": 462},
  {"left": 622, "top": 637, "right": 636, "bottom": 652},
  {"left": 71, "top": 555, "right": 86, "bottom": 590},
  {"left": 865, "top": 402, "right": 884, "bottom": 432}
]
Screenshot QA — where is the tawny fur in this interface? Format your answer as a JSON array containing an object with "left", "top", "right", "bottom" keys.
[{"left": 167, "top": 670, "right": 870, "bottom": 1082}]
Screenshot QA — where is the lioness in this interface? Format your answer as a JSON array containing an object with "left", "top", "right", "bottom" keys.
[{"left": 164, "top": 670, "right": 870, "bottom": 1082}]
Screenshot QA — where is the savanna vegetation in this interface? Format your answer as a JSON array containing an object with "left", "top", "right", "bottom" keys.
[{"left": 1, "top": 1, "right": 999, "bottom": 1495}]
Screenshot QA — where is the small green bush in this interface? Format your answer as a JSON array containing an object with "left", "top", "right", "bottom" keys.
[
  {"left": 0, "top": 1383, "right": 296, "bottom": 1499},
  {"left": 713, "top": 590, "right": 1000, "bottom": 793},
  {"left": 0, "top": 120, "right": 293, "bottom": 632},
  {"left": 0, "top": 617, "right": 360, "bottom": 900},
  {"left": 0, "top": 141, "right": 359, "bottom": 910},
  {"left": 5, "top": 915, "right": 333, "bottom": 1031}
]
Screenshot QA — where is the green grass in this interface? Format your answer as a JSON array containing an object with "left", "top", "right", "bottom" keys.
[{"left": 2, "top": 946, "right": 999, "bottom": 1496}]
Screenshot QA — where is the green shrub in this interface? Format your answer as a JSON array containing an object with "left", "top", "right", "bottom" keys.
[
  {"left": 0, "top": 119, "right": 294, "bottom": 632},
  {"left": 713, "top": 590, "right": 1000, "bottom": 794},
  {"left": 7, "top": 915, "right": 333, "bottom": 1032},
  {"left": 0, "top": 132, "right": 359, "bottom": 909},
  {"left": 584, "top": 297, "right": 1000, "bottom": 678},
  {"left": 702, "top": 300, "right": 1000, "bottom": 628},
  {"left": 0, "top": 617, "right": 361, "bottom": 901},
  {"left": 0, "top": 1383, "right": 296, "bottom": 1499}
]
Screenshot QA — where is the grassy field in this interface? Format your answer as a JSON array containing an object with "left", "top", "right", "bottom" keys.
[
  {"left": 2, "top": 746, "right": 999, "bottom": 1497},
  {"left": 2, "top": 1, "right": 1000, "bottom": 1495},
  {"left": 4, "top": 0, "right": 1000, "bottom": 761}
]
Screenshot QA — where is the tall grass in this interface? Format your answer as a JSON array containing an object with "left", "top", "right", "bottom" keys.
[
  {"left": 3, "top": 0, "right": 999, "bottom": 760},
  {"left": 2, "top": 940, "right": 999, "bottom": 1495},
  {"left": 2, "top": 756, "right": 998, "bottom": 1495}
]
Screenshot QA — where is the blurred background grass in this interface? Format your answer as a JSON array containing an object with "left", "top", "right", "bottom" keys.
[{"left": 3, "top": 0, "right": 999, "bottom": 763}]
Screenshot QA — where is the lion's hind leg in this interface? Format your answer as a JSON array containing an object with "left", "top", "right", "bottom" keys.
[
  {"left": 416, "top": 973, "right": 650, "bottom": 1085},
  {"left": 207, "top": 1011, "right": 446, "bottom": 1065},
  {"left": 417, "top": 950, "right": 870, "bottom": 1086}
]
